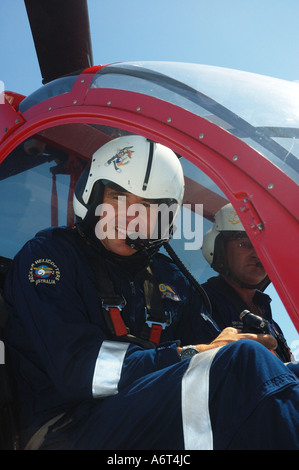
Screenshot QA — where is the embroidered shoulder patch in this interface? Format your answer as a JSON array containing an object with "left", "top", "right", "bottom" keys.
[
  {"left": 159, "top": 283, "right": 181, "bottom": 301},
  {"left": 28, "top": 259, "right": 60, "bottom": 286}
]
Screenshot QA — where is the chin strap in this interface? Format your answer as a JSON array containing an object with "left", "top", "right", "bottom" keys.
[
  {"left": 125, "top": 235, "right": 169, "bottom": 258},
  {"left": 227, "top": 270, "right": 270, "bottom": 291},
  {"left": 124, "top": 211, "right": 175, "bottom": 257}
]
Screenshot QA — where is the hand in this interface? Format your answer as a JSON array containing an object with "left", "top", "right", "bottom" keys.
[{"left": 177, "top": 327, "right": 277, "bottom": 355}]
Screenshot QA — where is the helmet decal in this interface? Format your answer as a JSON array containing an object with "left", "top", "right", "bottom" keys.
[
  {"left": 105, "top": 146, "right": 134, "bottom": 173},
  {"left": 73, "top": 135, "right": 185, "bottom": 229},
  {"left": 227, "top": 209, "right": 241, "bottom": 226}
]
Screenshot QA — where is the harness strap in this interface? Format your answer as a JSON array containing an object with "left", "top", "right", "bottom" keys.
[
  {"left": 148, "top": 324, "right": 163, "bottom": 345},
  {"left": 99, "top": 263, "right": 169, "bottom": 346},
  {"left": 75, "top": 231, "right": 171, "bottom": 347},
  {"left": 89, "top": 258, "right": 129, "bottom": 338},
  {"left": 141, "top": 266, "right": 171, "bottom": 345},
  {"left": 108, "top": 307, "right": 128, "bottom": 337},
  {"left": 101, "top": 298, "right": 128, "bottom": 338}
]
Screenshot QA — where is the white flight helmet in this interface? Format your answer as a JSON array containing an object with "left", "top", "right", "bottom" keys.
[
  {"left": 73, "top": 135, "right": 185, "bottom": 250},
  {"left": 202, "top": 203, "right": 245, "bottom": 268},
  {"left": 202, "top": 203, "right": 269, "bottom": 289}
]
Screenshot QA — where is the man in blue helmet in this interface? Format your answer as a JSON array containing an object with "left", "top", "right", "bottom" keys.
[{"left": 4, "top": 135, "right": 299, "bottom": 450}]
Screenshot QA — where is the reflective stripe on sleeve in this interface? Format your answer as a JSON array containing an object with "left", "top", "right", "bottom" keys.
[
  {"left": 181, "top": 347, "right": 221, "bottom": 450},
  {"left": 92, "top": 341, "right": 129, "bottom": 398}
]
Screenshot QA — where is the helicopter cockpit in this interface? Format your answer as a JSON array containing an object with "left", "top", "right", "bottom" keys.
[
  {"left": 1, "top": 62, "right": 299, "bottom": 318},
  {"left": 0, "top": 61, "right": 299, "bottom": 449}
]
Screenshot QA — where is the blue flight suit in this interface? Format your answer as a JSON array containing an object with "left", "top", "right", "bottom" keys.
[
  {"left": 4, "top": 227, "right": 299, "bottom": 449},
  {"left": 202, "top": 276, "right": 292, "bottom": 362}
]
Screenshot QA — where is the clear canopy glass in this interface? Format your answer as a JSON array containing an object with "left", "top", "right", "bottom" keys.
[
  {"left": 91, "top": 62, "right": 299, "bottom": 184},
  {"left": 18, "top": 62, "right": 299, "bottom": 184},
  {"left": 2, "top": 63, "right": 299, "bottom": 338}
]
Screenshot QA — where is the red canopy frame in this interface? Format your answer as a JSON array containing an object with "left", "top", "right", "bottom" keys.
[{"left": 1, "top": 69, "right": 298, "bottom": 331}]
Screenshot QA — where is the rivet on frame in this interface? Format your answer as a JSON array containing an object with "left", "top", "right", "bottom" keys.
[
  {"left": 268, "top": 183, "right": 274, "bottom": 190},
  {"left": 167, "top": 117, "right": 172, "bottom": 123},
  {"left": 233, "top": 155, "right": 238, "bottom": 161},
  {"left": 107, "top": 100, "right": 112, "bottom": 106},
  {"left": 136, "top": 106, "right": 141, "bottom": 112},
  {"left": 199, "top": 133, "right": 204, "bottom": 139},
  {"left": 73, "top": 99, "right": 78, "bottom": 104}
]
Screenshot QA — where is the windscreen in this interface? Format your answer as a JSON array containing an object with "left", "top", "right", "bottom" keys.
[
  {"left": 0, "top": 123, "right": 226, "bottom": 285},
  {"left": 91, "top": 62, "right": 299, "bottom": 184}
]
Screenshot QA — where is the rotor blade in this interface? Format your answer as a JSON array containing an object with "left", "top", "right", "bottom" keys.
[{"left": 24, "top": 0, "right": 93, "bottom": 84}]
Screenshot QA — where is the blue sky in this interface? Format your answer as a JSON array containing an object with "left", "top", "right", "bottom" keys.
[
  {"left": 1, "top": 0, "right": 298, "bottom": 351},
  {"left": 1, "top": 0, "right": 299, "bottom": 95}
]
